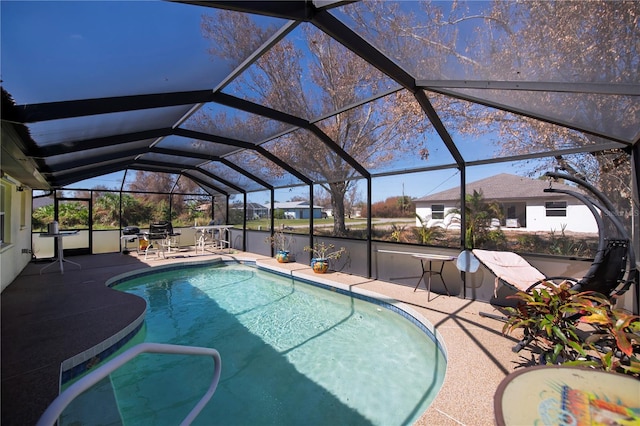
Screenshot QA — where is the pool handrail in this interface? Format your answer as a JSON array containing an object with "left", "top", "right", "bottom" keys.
[{"left": 36, "top": 342, "right": 222, "bottom": 426}]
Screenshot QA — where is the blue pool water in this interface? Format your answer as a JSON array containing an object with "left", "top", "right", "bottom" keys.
[{"left": 67, "top": 263, "right": 446, "bottom": 425}]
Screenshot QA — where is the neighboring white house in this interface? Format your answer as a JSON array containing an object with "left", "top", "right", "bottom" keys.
[
  {"left": 245, "top": 202, "right": 269, "bottom": 219},
  {"left": 229, "top": 202, "right": 269, "bottom": 220},
  {"left": 414, "top": 173, "right": 598, "bottom": 234},
  {"left": 272, "top": 201, "right": 324, "bottom": 219}
]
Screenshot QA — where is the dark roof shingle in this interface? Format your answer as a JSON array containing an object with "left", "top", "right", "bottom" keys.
[{"left": 415, "top": 173, "right": 579, "bottom": 202}]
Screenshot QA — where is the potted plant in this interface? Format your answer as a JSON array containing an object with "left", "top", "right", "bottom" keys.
[
  {"left": 304, "top": 241, "right": 346, "bottom": 273},
  {"left": 265, "top": 229, "right": 294, "bottom": 263},
  {"left": 502, "top": 281, "right": 640, "bottom": 377}
]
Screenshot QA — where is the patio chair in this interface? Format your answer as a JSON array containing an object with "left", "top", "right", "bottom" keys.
[
  {"left": 194, "top": 222, "right": 229, "bottom": 254},
  {"left": 195, "top": 227, "right": 215, "bottom": 254}
]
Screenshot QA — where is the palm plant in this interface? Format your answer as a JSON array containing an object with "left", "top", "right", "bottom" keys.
[
  {"left": 465, "top": 190, "right": 504, "bottom": 248},
  {"left": 449, "top": 190, "right": 504, "bottom": 249},
  {"left": 414, "top": 214, "right": 444, "bottom": 244}
]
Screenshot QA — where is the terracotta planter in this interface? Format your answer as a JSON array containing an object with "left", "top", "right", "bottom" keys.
[
  {"left": 275, "top": 250, "right": 290, "bottom": 263},
  {"left": 311, "top": 258, "right": 329, "bottom": 273}
]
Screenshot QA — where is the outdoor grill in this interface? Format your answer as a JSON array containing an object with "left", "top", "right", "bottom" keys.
[
  {"left": 122, "top": 226, "right": 141, "bottom": 245},
  {"left": 123, "top": 226, "right": 140, "bottom": 235}
]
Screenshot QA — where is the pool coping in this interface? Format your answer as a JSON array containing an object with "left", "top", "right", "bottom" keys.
[{"left": 59, "top": 258, "right": 228, "bottom": 385}]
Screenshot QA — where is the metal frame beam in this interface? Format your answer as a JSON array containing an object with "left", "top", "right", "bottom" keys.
[
  {"left": 174, "top": 172, "right": 228, "bottom": 196},
  {"left": 7, "top": 91, "right": 216, "bottom": 123},
  {"left": 47, "top": 160, "right": 135, "bottom": 188},
  {"left": 36, "top": 147, "right": 148, "bottom": 174},
  {"left": 34, "top": 128, "right": 173, "bottom": 158},
  {"left": 175, "top": 1, "right": 314, "bottom": 20},
  {"left": 213, "top": 93, "right": 369, "bottom": 178},
  {"left": 417, "top": 80, "right": 640, "bottom": 96},
  {"left": 423, "top": 87, "right": 634, "bottom": 146}
]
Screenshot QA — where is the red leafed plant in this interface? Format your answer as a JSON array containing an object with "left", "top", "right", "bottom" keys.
[
  {"left": 578, "top": 298, "right": 640, "bottom": 375},
  {"left": 503, "top": 282, "right": 640, "bottom": 377}
]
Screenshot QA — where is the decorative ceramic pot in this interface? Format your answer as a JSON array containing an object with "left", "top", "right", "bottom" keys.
[
  {"left": 311, "top": 258, "right": 329, "bottom": 273},
  {"left": 276, "top": 250, "right": 290, "bottom": 263}
]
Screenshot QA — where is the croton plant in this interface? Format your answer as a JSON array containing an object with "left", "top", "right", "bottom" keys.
[{"left": 502, "top": 281, "right": 640, "bottom": 377}]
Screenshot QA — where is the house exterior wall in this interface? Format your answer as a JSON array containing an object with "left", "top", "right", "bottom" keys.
[
  {"left": 416, "top": 201, "right": 598, "bottom": 234},
  {"left": 287, "top": 208, "right": 322, "bottom": 219},
  {"left": 525, "top": 203, "right": 598, "bottom": 233},
  {"left": 415, "top": 205, "right": 459, "bottom": 228},
  {"left": 1, "top": 180, "right": 33, "bottom": 291}
]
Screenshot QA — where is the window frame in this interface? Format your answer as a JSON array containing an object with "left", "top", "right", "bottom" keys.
[
  {"left": 431, "top": 204, "right": 445, "bottom": 220},
  {"left": 545, "top": 201, "right": 567, "bottom": 217}
]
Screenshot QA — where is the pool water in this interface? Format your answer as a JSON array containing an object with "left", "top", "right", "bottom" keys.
[{"left": 65, "top": 263, "right": 446, "bottom": 425}]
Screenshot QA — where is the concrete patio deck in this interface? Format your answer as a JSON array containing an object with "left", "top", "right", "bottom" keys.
[{"left": 1, "top": 250, "right": 532, "bottom": 425}]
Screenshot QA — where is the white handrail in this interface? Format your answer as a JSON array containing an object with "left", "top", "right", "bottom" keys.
[{"left": 37, "top": 342, "right": 222, "bottom": 426}]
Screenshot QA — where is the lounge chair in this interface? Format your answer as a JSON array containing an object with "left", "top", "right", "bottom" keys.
[
  {"left": 474, "top": 171, "right": 637, "bottom": 351},
  {"left": 473, "top": 238, "right": 630, "bottom": 300},
  {"left": 472, "top": 248, "right": 570, "bottom": 295},
  {"left": 541, "top": 171, "right": 636, "bottom": 300}
]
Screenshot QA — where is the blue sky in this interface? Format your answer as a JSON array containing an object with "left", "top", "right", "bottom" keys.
[
  {"left": 1, "top": 1, "right": 221, "bottom": 103},
  {"left": 3, "top": 1, "right": 536, "bottom": 203}
]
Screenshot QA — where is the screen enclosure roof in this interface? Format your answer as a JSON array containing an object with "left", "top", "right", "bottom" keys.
[{"left": 1, "top": 1, "right": 638, "bottom": 196}]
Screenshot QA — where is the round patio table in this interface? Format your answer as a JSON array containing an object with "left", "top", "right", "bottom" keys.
[{"left": 494, "top": 365, "right": 640, "bottom": 425}]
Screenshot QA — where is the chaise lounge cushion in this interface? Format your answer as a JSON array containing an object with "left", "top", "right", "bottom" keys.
[{"left": 472, "top": 249, "right": 546, "bottom": 293}]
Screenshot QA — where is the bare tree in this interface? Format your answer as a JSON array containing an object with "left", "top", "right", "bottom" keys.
[
  {"left": 473, "top": 1, "right": 638, "bottom": 226},
  {"left": 200, "top": 13, "right": 431, "bottom": 235},
  {"left": 345, "top": 1, "right": 638, "bottom": 226}
]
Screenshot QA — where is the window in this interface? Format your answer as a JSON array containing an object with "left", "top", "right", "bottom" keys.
[
  {"left": 0, "top": 182, "right": 7, "bottom": 245},
  {"left": 431, "top": 204, "right": 444, "bottom": 220},
  {"left": 20, "top": 190, "right": 27, "bottom": 229},
  {"left": 545, "top": 201, "right": 567, "bottom": 217}
]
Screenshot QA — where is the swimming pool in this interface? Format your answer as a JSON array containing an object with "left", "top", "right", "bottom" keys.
[{"left": 63, "top": 262, "right": 446, "bottom": 425}]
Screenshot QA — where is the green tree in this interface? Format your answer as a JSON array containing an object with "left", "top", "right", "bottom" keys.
[
  {"left": 58, "top": 201, "right": 88, "bottom": 228},
  {"left": 93, "top": 192, "right": 121, "bottom": 228},
  {"left": 127, "top": 171, "right": 174, "bottom": 222},
  {"left": 121, "top": 193, "right": 153, "bottom": 227},
  {"left": 396, "top": 196, "right": 413, "bottom": 217},
  {"left": 32, "top": 204, "right": 54, "bottom": 232}
]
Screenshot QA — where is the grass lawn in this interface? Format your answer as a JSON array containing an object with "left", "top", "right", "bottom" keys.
[{"left": 243, "top": 217, "right": 415, "bottom": 231}]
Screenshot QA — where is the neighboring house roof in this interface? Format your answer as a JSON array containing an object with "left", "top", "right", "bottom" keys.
[
  {"left": 245, "top": 202, "right": 268, "bottom": 210},
  {"left": 415, "top": 173, "right": 580, "bottom": 203},
  {"left": 231, "top": 202, "right": 268, "bottom": 210},
  {"left": 273, "top": 201, "right": 323, "bottom": 209}
]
